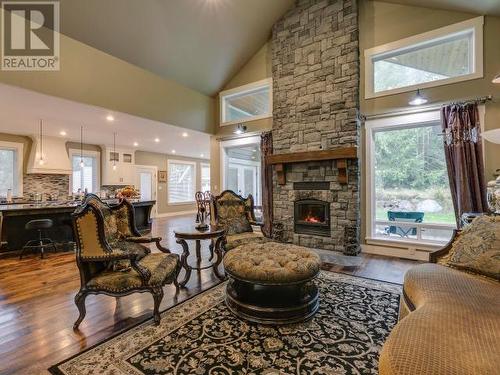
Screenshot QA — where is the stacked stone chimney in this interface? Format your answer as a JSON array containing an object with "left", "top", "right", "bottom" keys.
[{"left": 271, "top": 0, "right": 360, "bottom": 255}]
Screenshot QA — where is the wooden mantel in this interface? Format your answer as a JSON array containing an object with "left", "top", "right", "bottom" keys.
[{"left": 265, "top": 147, "right": 357, "bottom": 185}]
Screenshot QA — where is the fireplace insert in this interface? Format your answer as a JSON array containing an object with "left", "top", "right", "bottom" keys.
[{"left": 294, "top": 199, "right": 330, "bottom": 237}]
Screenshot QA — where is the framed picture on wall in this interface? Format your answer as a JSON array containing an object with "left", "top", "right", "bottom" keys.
[{"left": 158, "top": 170, "right": 167, "bottom": 182}]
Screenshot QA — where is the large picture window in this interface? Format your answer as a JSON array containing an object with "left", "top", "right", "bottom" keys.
[
  {"left": 0, "top": 141, "right": 22, "bottom": 197},
  {"left": 366, "top": 110, "right": 457, "bottom": 246},
  {"left": 70, "top": 150, "right": 100, "bottom": 194},
  {"left": 220, "top": 78, "right": 272, "bottom": 125},
  {"left": 365, "top": 16, "right": 483, "bottom": 98},
  {"left": 168, "top": 160, "right": 196, "bottom": 204}
]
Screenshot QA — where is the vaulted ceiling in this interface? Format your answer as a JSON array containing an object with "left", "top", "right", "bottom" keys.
[
  {"left": 58, "top": 0, "right": 294, "bottom": 96},
  {"left": 378, "top": 0, "right": 500, "bottom": 16}
]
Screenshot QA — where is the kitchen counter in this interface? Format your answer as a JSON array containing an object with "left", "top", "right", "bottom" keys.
[
  {"left": 0, "top": 200, "right": 156, "bottom": 253},
  {"left": 0, "top": 199, "right": 152, "bottom": 212},
  {"left": 0, "top": 201, "right": 81, "bottom": 212}
]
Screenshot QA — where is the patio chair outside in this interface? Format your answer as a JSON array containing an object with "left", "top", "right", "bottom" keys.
[{"left": 385, "top": 211, "right": 425, "bottom": 237}]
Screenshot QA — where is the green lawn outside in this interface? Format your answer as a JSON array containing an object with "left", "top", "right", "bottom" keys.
[{"left": 375, "top": 208, "right": 455, "bottom": 225}]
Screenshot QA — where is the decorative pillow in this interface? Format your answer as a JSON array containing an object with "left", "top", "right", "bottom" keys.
[
  {"left": 216, "top": 200, "right": 252, "bottom": 235},
  {"left": 442, "top": 215, "right": 500, "bottom": 280}
]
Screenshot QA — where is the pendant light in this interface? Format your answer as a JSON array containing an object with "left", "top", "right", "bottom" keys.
[
  {"left": 408, "top": 89, "right": 428, "bottom": 106},
  {"left": 112, "top": 132, "right": 117, "bottom": 171},
  {"left": 79, "top": 125, "right": 85, "bottom": 168},
  {"left": 38, "top": 119, "right": 45, "bottom": 165}
]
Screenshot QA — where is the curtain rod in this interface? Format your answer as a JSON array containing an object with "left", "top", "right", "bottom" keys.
[{"left": 359, "top": 95, "right": 493, "bottom": 121}]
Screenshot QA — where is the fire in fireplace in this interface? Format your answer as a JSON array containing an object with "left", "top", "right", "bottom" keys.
[{"left": 294, "top": 199, "right": 330, "bottom": 237}]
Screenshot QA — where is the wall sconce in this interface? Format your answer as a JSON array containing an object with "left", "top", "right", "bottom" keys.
[
  {"left": 234, "top": 124, "right": 247, "bottom": 135},
  {"left": 492, "top": 74, "right": 500, "bottom": 84},
  {"left": 408, "top": 89, "right": 428, "bottom": 106}
]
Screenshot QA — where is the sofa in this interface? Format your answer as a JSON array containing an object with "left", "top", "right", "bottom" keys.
[{"left": 379, "top": 215, "right": 500, "bottom": 375}]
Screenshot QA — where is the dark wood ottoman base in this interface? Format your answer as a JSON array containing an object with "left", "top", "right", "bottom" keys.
[{"left": 225, "top": 276, "right": 319, "bottom": 325}]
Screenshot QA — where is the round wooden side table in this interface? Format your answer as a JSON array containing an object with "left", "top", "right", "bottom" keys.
[{"left": 174, "top": 226, "right": 226, "bottom": 287}]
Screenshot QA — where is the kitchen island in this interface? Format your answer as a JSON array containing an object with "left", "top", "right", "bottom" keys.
[{"left": 0, "top": 200, "right": 156, "bottom": 253}]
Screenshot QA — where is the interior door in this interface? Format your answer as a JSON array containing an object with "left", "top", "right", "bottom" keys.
[
  {"left": 226, "top": 162, "right": 259, "bottom": 201},
  {"left": 242, "top": 165, "right": 257, "bottom": 198},
  {"left": 135, "top": 166, "right": 158, "bottom": 217}
]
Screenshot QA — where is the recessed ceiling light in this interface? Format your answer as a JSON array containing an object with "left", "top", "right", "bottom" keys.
[
  {"left": 59, "top": 131, "right": 67, "bottom": 136},
  {"left": 252, "top": 149, "right": 257, "bottom": 152},
  {"left": 154, "top": 138, "right": 160, "bottom": 143},
  {"left": 200, "top": 153, "right": 204, "bottom": 158},
  {"left": 106, "top": 115, "right": 115, "bottom": 122},
  {"left": 182, "top": 132, "right": 188, "bottom": 137},
  {"left": 172, "top": 149, "right": 176, "bottom": 154},
  {"left": 133, "top": 142, "right": 139, "bottom": 147}
]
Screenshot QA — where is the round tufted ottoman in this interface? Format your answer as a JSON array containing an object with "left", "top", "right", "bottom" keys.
[{"left": 223, "top": 242, "right": 321, "bottom": 324}]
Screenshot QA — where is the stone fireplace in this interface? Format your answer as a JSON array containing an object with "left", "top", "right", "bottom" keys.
[{"left": 270, "top": 0, "right": 360, "bottom": 255}]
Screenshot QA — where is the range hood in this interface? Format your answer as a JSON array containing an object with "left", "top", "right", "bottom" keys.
[{"left": 27, "top": 136, "right": 72, "bottom": 174}]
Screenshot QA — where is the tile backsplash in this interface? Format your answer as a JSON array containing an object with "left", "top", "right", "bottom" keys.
[{"left": 23, "top": 174, "right": 70, "bottom": 200}]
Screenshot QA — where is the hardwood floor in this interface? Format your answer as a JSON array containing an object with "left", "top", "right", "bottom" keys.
[{"left": 0, "top": 214, "right": 420, "bottom": 374}]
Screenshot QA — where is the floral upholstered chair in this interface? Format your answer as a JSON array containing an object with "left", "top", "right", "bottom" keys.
[
  {"left": 210, "top": 190, "right": 270, "bottom": 252},
  {"left": 72, "top": 195, "right": 180, "bottom": 329},
  {"left": 85, "top": 194, "right": 168, "bottom": 263}
]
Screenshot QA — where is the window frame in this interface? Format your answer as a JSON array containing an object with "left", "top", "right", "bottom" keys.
[
  {"left": 69, "top": 149, "right": 101, "bottom": 194},
  {"left": 219, "top": 78, "right": 273, "bottom": 126},
  {"left": 364, "top": 16, "right": 484, "bottom": 99},
  {"left": 200, "top": 162, "right": 211, "bottom": 192},
  {"left": 0, "top": 140, "right": 23, "bottom": 197},
  {"left": 167, "top": 159, "right": 197, "bottom": 205},
  {"left": 365, "top": 109, "right": 457, "bottom": 247}
]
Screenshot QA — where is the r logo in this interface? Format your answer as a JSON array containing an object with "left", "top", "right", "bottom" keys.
[{"left": 1, "top": 1, "right": 60, "bottom": 70}]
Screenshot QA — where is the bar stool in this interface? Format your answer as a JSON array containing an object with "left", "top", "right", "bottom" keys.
[{"left": 19, "top": 219, "right": 57, "bottom": 259}]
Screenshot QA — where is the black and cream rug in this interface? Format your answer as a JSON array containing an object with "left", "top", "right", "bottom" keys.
[{"left": 50, "top": 272, "right": 401, "bottom": 375}]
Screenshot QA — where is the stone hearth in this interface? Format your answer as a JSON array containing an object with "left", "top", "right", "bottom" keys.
[{"left": 271, "top": 0, "right": 360, "bottom": 255}]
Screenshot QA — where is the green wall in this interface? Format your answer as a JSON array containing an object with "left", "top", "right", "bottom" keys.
[
  {"left": 359, "top": 0, "right": 500, "bottom": 244},
  {"left": 0, "top": 32, "right": 215, "bottom": 134},
  {"left": 135, "top": 151, "right": 208, "bottom": 215},
  {"left": 359, "top": 1, "right": 500, "bottom": 179}
]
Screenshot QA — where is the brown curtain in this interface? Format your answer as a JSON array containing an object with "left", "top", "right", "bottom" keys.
[
  {"left": 441, "top": 103, "right": 488, "bottom": 226},
  {"left": 261, "top": 131, "right": 273, "bottom": 237}
]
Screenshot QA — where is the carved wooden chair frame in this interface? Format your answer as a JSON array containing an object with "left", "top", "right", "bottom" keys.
[
  {"left": 85, "top": 193, "right": 168, "bottom": 252},
  {"left": 72, "top": 195, "right": 181, "bottom": 329}
]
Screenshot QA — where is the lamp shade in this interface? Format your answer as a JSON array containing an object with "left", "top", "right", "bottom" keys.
[{"left": 482, "top": 129, "right": 500, "bottom": 144}]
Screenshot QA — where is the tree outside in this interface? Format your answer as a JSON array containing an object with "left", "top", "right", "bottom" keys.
[{"left": 373, "top": 123, "right": 455, "bottom": 225}]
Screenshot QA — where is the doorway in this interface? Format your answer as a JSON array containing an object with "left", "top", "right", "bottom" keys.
[
  {"left": 135, "top": 165, "right": 158, "bottom": 217},
  {"left": 220, "top": 136, "right": 261, "bottom": 205}
]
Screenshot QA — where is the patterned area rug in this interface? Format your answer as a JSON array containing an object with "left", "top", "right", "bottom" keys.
[{"left": 50, "top": 272, "right": 401, "bottom": 375}]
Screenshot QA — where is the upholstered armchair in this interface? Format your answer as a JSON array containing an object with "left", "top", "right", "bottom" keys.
[
  {"left": 85, "top": 194, "right": 168, "bottom": 259},
  {"left": 72, "top": 195, "right": 180, "bottom": 329},
  {"left": 210, "top": 190, "right": 270, "bottom": 252}
]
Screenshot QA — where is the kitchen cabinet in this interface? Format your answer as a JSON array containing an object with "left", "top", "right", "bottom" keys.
[{"left": 102, "top": 147, "right": 136, "bottom": 186}]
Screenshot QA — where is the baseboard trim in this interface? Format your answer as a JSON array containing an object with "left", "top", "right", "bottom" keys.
[
  {"left": 155, "top": 210, "right": 197, "bottom": 218},
  {"left": 361, "top": 244, "right": 430, "bottom": 261}
]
